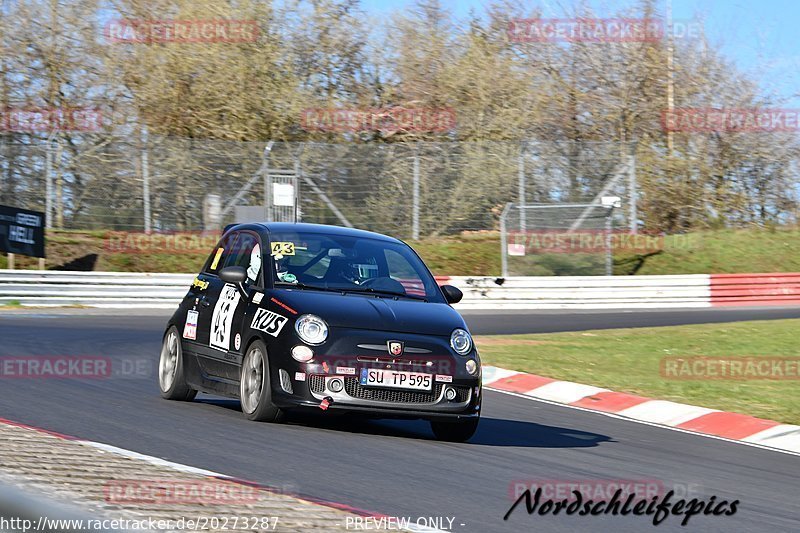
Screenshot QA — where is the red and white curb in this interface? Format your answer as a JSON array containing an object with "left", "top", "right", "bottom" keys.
[{"left": 482, "top": 366, "right": 800, "bottom": 455}]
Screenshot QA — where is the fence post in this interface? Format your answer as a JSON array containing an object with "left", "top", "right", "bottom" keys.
[
  {"left": 412, "top": 147, "right": 420, "bottom": 240},
  {"left": 500, "top": 203, "right": 512, "bottom": 277},
  {"left": 44, "top": 134, "right": 54, "bottom": 229},
  {"left": 518, "top": 143, "right": 526, "bottom": 231},
  {"left": 141, "top": 127, "right": 151, "bottom": 233},
  {"left": 293, "top": 155, "right": 301, "bottom": 223},
  {"left": 628, "top": 154, "right": 637, "bottom": 233},
  {"left": 605, "top": 207, "right": 613, "bottom": 276}
]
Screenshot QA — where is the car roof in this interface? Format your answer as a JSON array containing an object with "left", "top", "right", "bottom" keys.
[{"left": 228, "top": 222, "right": 403, "bottom": 244}]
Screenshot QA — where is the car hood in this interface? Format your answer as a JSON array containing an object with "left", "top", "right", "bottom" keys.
[{"left": 271, "top": 288, "right": 466, "bottom": 336}]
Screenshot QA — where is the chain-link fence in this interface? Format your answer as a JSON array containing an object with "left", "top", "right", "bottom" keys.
[
  {"left": 501, "top": 202, "right": 620, "bottom": 276},
  {"left": 0, "top": 135, "right": 636, "bottom": 243}
]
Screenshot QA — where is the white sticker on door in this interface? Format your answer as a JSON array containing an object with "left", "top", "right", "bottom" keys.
[
  {"left": 183, "top": 310, "right": 198, "bottom": 340},
  {"left": 250, "top": 308, "right": 288, "bottom": 337},
  {"left": 210, "top": 284, "right": 241, "bottom": 351}
]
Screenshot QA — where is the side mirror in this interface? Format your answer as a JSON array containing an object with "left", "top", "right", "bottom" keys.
[
  {"left": 219, "top": 266, "right": 247, "bottom": 284},
  {"left": 440, "top": 284, "right": 463, "bottom": 304}
]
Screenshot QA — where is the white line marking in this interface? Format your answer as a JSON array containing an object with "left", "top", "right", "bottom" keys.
[
  {"left": 742, "top": 424, "right": 800, "bottom": 449},
  {"left": 79, "top": 441, "right": 227, "bottom": 477}
]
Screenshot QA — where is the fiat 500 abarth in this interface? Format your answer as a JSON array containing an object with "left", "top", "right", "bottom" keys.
[{"left": 158, "top": 223, "right": 481, "bottom": 441}]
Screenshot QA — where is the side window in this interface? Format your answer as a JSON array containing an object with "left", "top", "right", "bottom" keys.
[
  {"left": 224, "top": 232, "right": 262, "bottom": 284},
  {"left": 205, "top": 232, "right": 237, "bottom": 275}
]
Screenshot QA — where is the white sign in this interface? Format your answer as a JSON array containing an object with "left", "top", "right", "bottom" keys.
[
  {"left": 250, "top": 308, "right": 288, "bottom": 337},
  {"left": 508, "top": 243, "right": 526, "bottom": 256},
  {"left": 273, "top": 183, "right": 295, "bottom": 207},
  {"left": 183, "top": 310, "right": 198, "bottom": 340},
  {"left": 210, "top": 284, "right": 241, "bottom": 351}
]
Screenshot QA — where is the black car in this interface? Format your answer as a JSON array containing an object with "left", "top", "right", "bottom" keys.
[{"left": 158, "top": 223, "right": 481, "bottom": 442}]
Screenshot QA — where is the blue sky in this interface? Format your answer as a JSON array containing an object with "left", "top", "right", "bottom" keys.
[{"left": 362, "top": 0, "right": 800, "bottom": 106}]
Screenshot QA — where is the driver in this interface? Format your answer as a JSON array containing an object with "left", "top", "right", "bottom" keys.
[{"left": 326, "top": 256, "right": 363, "bottom": 285}]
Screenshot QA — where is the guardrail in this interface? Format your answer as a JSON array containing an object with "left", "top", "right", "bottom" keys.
[
  {"left": 710, "top": 273, "right": 800, "bottom": 306},
  {"left": 0, "top": 270, "right": 726, "bottom": 309},
  {"left": 0, "top": 271, "right": 192, "bottom": 308},
  {"left": 438, "top": 275, "right": 712, "bottom": 309},
  {"left": 3, "top": 270, "right": 799, "bottom": 309}
]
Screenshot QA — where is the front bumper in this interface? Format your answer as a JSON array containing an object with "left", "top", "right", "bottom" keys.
[
  {"left": 309, "top": 373, "right": 477, "bottom": 411},
  {"left": 290, "top": 400, "right": 481, "bottom": 421},
  {"left": 266, "top": 327, "right": 482, "bottom": 419},
  {"left": 272, "top": 372, "right": 481, "bottom": 419}
]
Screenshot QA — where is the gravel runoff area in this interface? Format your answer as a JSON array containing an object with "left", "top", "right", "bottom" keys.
[{"left": 0, "top": 419, "right": 372, "bottom": 532}]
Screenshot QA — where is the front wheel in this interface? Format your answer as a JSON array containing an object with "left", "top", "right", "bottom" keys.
[
  {"left": 430, "top": 418, "right": 479, "bottom": 442},
  {"left": 158, "top": 326, "right": 197, "bottom": 401},
  {"left": 240, "top": 341, "right": 284, "bottom": 423}
]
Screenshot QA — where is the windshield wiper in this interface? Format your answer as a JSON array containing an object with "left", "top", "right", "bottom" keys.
[
  {"left": 344, "top": 287, "right": 428, "bottom": 302},
  {"left": 274, "top": 281, "right": 344, "bottom": 294}
]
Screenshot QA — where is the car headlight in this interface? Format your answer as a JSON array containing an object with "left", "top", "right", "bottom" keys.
[
  {"left": 295, "top": 314, "right": 329, "bottom": 345},
  {"left": 450, "top": 328, "right": 473, "bottom": 356}
]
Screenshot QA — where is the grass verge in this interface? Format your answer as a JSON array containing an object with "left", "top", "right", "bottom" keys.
[
  {"left": 475, "top": 319, "right": 800, "bottom": 425},
  {"left": 4, "top": 226, "right": 800, "bottom": 276}
]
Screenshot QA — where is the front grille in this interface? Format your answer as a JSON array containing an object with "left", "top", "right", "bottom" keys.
[
  {"left": 309, "top": 374, "right": 471, "bottom": 404},
  {"left": 345, "top": 378, "right": 471, "bottom": 404},
  {"left": 279, "top": 369, "right": 293, "bottom": 394},
  {"left": 309, "top": 375, "right": 325, "bottom": 393},
  {"left": 453, "top": 386, "right": 471, "bottom": 403},
  {"left": 344, "top": 378, "right": 441, "bottom": 403}
]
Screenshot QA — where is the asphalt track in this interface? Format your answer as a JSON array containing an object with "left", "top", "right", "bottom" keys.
[{"left": 1, "top": 309, "right": 799, "bottom": 532}]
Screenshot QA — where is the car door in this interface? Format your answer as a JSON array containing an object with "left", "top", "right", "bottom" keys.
[
  {"left": 180, "top": 232, "right": 235, "bottom": 356},
  {"left": 195, "top": 230, "right": 264, "bottom": 382}
]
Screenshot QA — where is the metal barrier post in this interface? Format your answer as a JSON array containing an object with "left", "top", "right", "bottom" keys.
[{"left": 499, "top": 203, "right": 512, "bottom": 277}]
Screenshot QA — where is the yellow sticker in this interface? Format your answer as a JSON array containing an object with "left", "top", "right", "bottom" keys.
[
  {"left": 192, "top": 277, "right": 209, "bottom": 290},
  {"left": 271, "top": 242, "right": 295, "bottom": 256},
  {"left": 210, "top": 248, "right": 224, "bottom": 270}
]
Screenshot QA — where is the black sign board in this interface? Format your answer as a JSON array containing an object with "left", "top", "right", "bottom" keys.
[{"left": 0, "top": 205, "right": 45, "bottom": 258}]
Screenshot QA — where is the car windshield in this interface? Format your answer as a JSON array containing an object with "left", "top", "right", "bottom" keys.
[{"left": 267, "top": 231, "right": 443, "bottom": 302}]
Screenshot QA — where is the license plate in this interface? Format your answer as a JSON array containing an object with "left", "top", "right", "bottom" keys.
[{"left": 359, "top": 368, "right": 432, "bottom": 391}]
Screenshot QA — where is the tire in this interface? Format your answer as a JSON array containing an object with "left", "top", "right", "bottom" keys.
[
  {"left": 240, "top": 340, "right": 284, "bottom": 423},
  {"left": 430, "top": 418, "right": 479, "bottom": 443},
  {"left": 158, "top": 326, "right": 197, "bottom": 401}
]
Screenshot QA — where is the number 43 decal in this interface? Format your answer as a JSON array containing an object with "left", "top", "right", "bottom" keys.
[{"left": 271, "top": 242, "right": 295, "bottom": 256}]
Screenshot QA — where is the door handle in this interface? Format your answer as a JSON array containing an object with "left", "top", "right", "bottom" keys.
[{"left": 200, "top": 297, "right": 211, "bottom": 308}]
